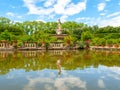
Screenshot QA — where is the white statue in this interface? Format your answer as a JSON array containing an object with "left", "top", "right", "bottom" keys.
[{"left": 56, "top": 18, "right": 62, "bottom": 35}]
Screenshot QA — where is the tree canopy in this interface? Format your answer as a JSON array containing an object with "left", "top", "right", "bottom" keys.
[{"left": 0, "top": 17, "right": 120, "bottom": 46}]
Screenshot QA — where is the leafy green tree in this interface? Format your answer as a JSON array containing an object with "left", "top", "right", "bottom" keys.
[
  {"left": 0, "top": 30, "right": 11, "bottom": 41},
  {"left": 64, "top": 35, "right": 76, "bottom": 46},
  {"left": 81, "top": 31, "right": 93, "bottom": 41}
]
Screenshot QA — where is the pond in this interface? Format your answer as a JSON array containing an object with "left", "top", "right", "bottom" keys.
[{"left": 0, "top": 50, "right": 120, "bottom": 90}]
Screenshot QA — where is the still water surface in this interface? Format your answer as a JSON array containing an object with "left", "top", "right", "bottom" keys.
[{"left": 0, "top": 50, "right": 120, "bottom": 90}]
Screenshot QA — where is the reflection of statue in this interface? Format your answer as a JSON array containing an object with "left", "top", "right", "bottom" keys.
[
  {"left": 56, "top": 18, "right": 62, "bottom": 35},
  {"left": 56, "top": 59, "right": 61, "bottom": 75}
]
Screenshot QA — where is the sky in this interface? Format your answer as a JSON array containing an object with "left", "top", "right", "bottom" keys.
[{"left": 0, "top": 0, "right": 120, "bottom": 27}]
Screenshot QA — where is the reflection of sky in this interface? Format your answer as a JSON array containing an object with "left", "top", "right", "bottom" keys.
[
  {"left": 23, "top": 70, "right": 87, "bottom": 90},
  {"left": 0, "top": 65, "right": 120, "bottom": 90}
]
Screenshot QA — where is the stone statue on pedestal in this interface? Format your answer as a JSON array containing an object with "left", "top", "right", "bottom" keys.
[{"left": 56, "top": 18, "right": 62, "bottom": 35}]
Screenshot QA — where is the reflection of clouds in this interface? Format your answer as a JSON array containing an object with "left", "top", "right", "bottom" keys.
[
  {"left": 98, "top": 79, "right": 105, "bottom": 88},
  {"left": 107, "top": 66, "right": 120, "bottom": 75},
  {"left": 107, "top": 73, "right": 120, "bottom": 80},
  {"left": 49, "top": 72, "right": 56, "bottom": 78},
  {"left": 104, "top": 66, "right": 120, "bottom": 80},
  {"left": 3, "top": 65, "right": 120, "bottom": 90},
  {"left": 54, "top": 77, "right": 86, "bottom": 90},
  {"left": 6, "top": 74, "right": 14, "bottom": 79},
  {"left": 23, "top": 70, "right": 86, "bottom": 90},
  {"left": 23, "top": 77, "right": 54, "bottom": 90},
  {"left": 108, "top": 66, "right": 120, "bottom": 75},
  {"left": 96, "top": 65, "right": 120, "bottom": 80},
  {"left": 6, "top": 70, "right": 26, "bottom": 79},
  {"left": 44, "top": 84, "right": 53, "bottom": 90}
]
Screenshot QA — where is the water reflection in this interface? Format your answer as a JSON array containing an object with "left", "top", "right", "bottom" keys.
[
  {"left": 56, "top": 59, "right": 62, "bottom": 76},
  {"left": 22, "top": 70, "right": 87, "bottom": 90},
  {"left": 0, "top": 50, "right": 120, "bottom": 90},
  {"left": 0, "top": 50, "right": 120, "bottom": 75}
]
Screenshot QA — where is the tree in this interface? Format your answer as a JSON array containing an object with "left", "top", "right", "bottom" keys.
[
  {"left": 0, "top": 30, "right": 11, "bottom": 41},
  {"left": 0, "top": 17, "right": 11, "bottom": 33},
  {"left": 81, "top": 31, "right": 93, "bottom": 41},
  {"left": 81, "top": 31, "right": 93, "bottom": 48},
  {"left": 64, "top": 35, "right": 76, "bottom": 46}
]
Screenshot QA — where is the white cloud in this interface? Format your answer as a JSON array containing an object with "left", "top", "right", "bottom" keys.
[
  {"left": 35, "top": 19, "right": 46, "bottom": 23},
  {"left": 17, "top": 15, "right": 23, "bottom": 19},
  {"left": 60, "top": 15, "right": 68, "bottom": 22},
  {"left": 76, "top": 13, "right": 120, "bottom": 27},
  {"left": 53, "top": 0, "right": 71, "bottom": 15},
  {"left": 54, "top": 0, "right": 86, "bottom": 15},
  {"left": 6, "top": 12, "right": 15, "bottom": 17},
  {"left": 106, "top": 12, "right": 120, "bottom": 18},
  {"left": 48, "top": 14, "right": 56, "bottom": 19},
  {"left": 76, "top": 10, "right": 120, "bottom": 27},
  {"left": 23, "top": 0, "right": 54, "bottom": 15},
  {"left": 75, "top": 17, "right": 96, "bottom": 25},
  {"left": 96, "top": 12, "right": 120, "bottom": 26},
  {"left": 44, "top": 0, "right": 56, "bottom": 7},
  {"left": 97, "top": 3, "right": 106, "bottom": 11},
  {"left": 29, "top": 5, "right": 54, "bottom": 15},
  {"left": 100, "top": 13, "right": 106, "bottom": 16},
  {"left": 95, "top": 16, "right": 120, "bottom": 27},
  {"left": 6, "top": 12, "right": 23, "bottom": 21},
  {"left": 23, "top": 0, "right": 87, "bottom": 20},
  {"left": 75, "top": 17, "right": 92, "bottom": 23}
]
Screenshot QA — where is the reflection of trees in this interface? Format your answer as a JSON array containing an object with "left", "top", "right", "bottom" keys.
[{"left": 0, "top": 50, "right": 120, "bottom": 75}]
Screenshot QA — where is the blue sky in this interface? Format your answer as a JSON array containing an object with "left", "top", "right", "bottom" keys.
[{"left": 0, "top": 0, "right": 120, "bottom": 27}]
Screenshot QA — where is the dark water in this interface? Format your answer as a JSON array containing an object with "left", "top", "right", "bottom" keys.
[{"left": 0, "top": 50, "right": 120, "bottom": 90}]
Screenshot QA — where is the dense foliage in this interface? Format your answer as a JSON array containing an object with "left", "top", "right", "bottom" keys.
[{"left": 0, "top": 17, "right": 120, "bottom": 47}]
